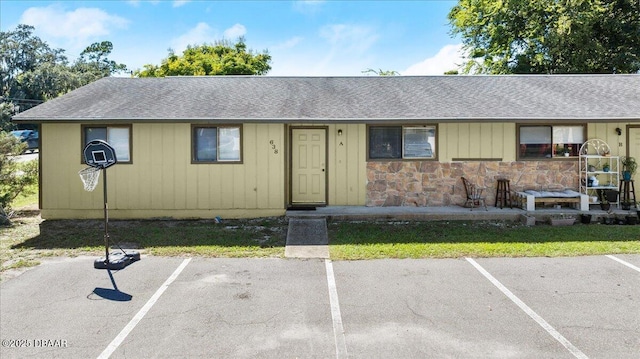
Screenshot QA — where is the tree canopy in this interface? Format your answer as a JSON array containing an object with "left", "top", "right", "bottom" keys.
[
  {"left": 0, "top": 25, "right": 127, "bottom": 131},
  {"left": 361, "top": 68, "right": 400, "bottom": 76},
  {"left": 448, "top": 0, "right": 640, "bottom": 74},
  {"left": 135, "top": 38, "right": 272, "bottom": 77}
]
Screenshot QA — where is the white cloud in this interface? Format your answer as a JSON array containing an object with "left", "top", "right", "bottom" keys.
[
  {"left": 169, "top": 22, "right": 249, "bottom": 53},
  {"left": 319, "top": 24, "right": 377, "bottom": 53},
  {"left": 173, "top": 0, "right": 190, "bottom": 8},
  {"left": 20, "top": 4, "right": 129, "bottom": 49},
  {"left": 303, "top": 23, "right": 378, "bottom": 75},
  {"left": 272, "top": 36, "right": 304, "bottom": 50},
  {"left": 223, "top": 24, "right": 247, "bottom": 40},
  {"left": 170, "top": 22, "right": 215, "bottom": 52},
  {"left": 126, "top": 0, "right": 161, "bottom": 6},
  {"left": 293, "top": 0, "right": 326, "bottom": 14},
  {"left": 402, "top": 44, "right": 465, "bottom": 75},
  {"left": 265, "top": 23, "right": 383, "bottom": 76}
]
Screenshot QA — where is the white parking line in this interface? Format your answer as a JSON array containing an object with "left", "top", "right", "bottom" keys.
[
  {"left": 325, "top": 259, "right": 348, "bottom": 359},
  {"left": 97, "top": 258, "right": 192, "bottom": 359},
  {"left": 605, "top": 255, "right": 640, "bottom": 273},
  {"left": 466, "top": 258, "right": 588, "bottom": 359}
]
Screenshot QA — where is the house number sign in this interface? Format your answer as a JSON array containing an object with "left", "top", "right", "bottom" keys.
[{"left": 269, "top": 140, "right": 279, "bottom": 154}]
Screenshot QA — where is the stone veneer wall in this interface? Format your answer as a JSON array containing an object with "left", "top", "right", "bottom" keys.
[{"left": 366, "top": 161, "right": 580, "bottom": 207}]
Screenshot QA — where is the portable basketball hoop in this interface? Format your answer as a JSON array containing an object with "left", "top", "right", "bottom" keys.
[
  {"left": 80, "top": 140, "right": 140, "bottom": 270},
  {"left": 79, "top": 166, "right": 101, "bottom": 191}
]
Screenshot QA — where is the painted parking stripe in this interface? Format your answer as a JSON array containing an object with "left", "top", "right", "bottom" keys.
[
  {"left": 325, "top": 259, "right": 348, "bottom": 359},
  {"left": 97, "top": 258, "right": 192, "bottom": 359},
  {"left": 605, "top": 255, "right": 640, "bottom": 273},
  {"left": 466, "top": 258, "right": 588, "bottom": 359}
]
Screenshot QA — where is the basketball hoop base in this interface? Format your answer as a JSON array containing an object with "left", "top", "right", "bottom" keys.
[{"left": 94, "top": 251, "right": 141, "bottom": 270}]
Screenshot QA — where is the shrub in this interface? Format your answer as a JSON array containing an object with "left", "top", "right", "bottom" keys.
[{"left": 0, "top": 131, "right": 38, "bottom": 225}]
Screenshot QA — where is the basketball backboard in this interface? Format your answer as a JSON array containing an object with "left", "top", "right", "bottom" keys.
[{"left": 83, "top": 140, "right": 117, "bottom": 169}]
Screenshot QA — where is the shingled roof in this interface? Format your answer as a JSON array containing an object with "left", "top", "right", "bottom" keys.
[{"left": 12, "top": 74, "right": 640, "bottom": 123}]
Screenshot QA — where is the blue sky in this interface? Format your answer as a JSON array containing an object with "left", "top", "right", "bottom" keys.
[{"left": 1, "top": 0, "right": 464, "bottom": 76}]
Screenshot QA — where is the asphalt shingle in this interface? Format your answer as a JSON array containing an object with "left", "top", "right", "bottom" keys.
[{"left": 12, "top": 75, "right": 640, "bottom": 123}]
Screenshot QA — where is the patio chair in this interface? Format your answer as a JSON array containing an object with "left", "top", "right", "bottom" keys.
[{"left": 461, "top": 177, "right": 488, "bottom": 211}]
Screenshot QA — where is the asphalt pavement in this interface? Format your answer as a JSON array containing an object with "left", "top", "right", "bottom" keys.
[
  {"left": 1, "top": 255, "right": 638, "bottom": 358},
  {"left": 12, "top": 151, "right": 38, "bottom": 163}
]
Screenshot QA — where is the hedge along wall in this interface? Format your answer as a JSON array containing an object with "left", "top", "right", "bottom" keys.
[{"left": 366, "top": 161, "right": 580, "bottom": 207}]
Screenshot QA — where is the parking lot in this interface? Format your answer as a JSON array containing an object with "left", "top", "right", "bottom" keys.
[{"left": 1, "top": 254, "right": 638, "bottom": 358}]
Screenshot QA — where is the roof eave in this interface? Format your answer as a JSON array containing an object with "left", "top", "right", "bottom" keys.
[{"left": 12, "top": 116, "right": 640, "bottom": 124}]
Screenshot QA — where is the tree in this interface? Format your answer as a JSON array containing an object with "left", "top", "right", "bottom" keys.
[
  {"left": 73, "top": 41, "right": 128, "bottom": 83},
  {"left": 448, "top": 0, "right": 640, "bottom": 74},
  {"left": 361, "top": 68, "right": 400, "bottom": 76},
  {"left": 135, "top": 38, "right": 271, "bottom": 77},
  {"left": 1, "top": 25, "right": 69, "bottom": 126},
  {"left": 1, "top": 25, "right": 128, "bottom": 131},
  {"left": 0, "top": 131, "right": 38, "bottom": 225}
]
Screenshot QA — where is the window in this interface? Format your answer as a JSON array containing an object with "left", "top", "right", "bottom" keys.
[
  {"left": 369, "top": 125, "right": 436, "bottom": 160},
  {"left": 518, "top": 125, "right": 585, "bottom": 159},
  {"left": 83, "top": 125, "right": 131, "bottom": 163},
  {"left": 192, "top": 125, "right": 241, "bottom": 163}
]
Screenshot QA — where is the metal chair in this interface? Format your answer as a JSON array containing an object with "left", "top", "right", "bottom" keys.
[{"left": 461, "top": 177, "right": 488, "bottom": 211}]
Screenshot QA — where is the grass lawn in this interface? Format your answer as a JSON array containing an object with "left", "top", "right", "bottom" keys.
[
  {"left": 2, "top": 184, "right": 639, "bottom": 280},
  {"left": 328, "top": 220, "right": 640, "bottom": 260},
  {"left": 8, "top": 182, "right": 38, "bottom": 209}
]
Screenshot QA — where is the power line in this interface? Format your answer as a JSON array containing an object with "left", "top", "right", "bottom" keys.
[{"left": 0, "top": 97, "right": 44, "bottom": 104}]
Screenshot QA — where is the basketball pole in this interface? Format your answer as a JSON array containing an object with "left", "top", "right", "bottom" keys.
[{"left": 102, "top": 165, "right": 110, "bottom": 265}]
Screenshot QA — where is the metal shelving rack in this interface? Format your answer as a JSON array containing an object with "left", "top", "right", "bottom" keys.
[{"left": 579, "top": 139, "right": 620, "bottom": 207}]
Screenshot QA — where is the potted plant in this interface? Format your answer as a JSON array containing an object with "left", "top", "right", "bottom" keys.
[
  {"left": 597, "top": 189, "right": 618, "bottom": 211},
  {"left": 555, "top": 144, "right": 563, "bottom": 156},
  {"left": 580, "top": 213, "right": 592, "bottom": 224},
  {"left": 626, "top": 210, "right": 638, "bottom": 225},
  {"left": 620, "top": 156, "right": 637, "bottom": 181},
  {"left": 602, "top": 163, "right": 610, "bottom": 172}
]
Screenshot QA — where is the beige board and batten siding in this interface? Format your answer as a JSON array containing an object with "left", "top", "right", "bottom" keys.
[
  {"left": 588, "top": 122, "right": 639, "bottom": 183},
  {"left": 440, "top": 122, "right": 635, "bottom": 161},
  {"left": 327, "top": 123, "right": 367, "bottom": 205},
  {"left": 588, "top": 123, "right": 631, "bottom": 157},
  {"left": 40, "top": 123, "right": 286, "bottom": 219},
  {"left": 41, "top": 123, "right": 80, "bottom": 214},
  {"left": 440, "top": 123, "right": 516, "bottom": 161}
]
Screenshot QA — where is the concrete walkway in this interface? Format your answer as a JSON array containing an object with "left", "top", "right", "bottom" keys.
[{"left": 284, "top": 217, "right": 329, "bottom": 259}]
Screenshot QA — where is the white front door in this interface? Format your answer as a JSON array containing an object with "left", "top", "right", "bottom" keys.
[{"left": 291, "top": 128, "right": 327, "bottom": 205}]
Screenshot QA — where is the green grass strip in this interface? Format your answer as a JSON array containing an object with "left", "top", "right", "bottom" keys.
[{"left": 328, "top": 220, "right": 640, "bottom": 260}]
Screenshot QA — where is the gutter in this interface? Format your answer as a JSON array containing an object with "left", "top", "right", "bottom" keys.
[{"left": 12, "top": 116, "right": 640, "bottom": 124}]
